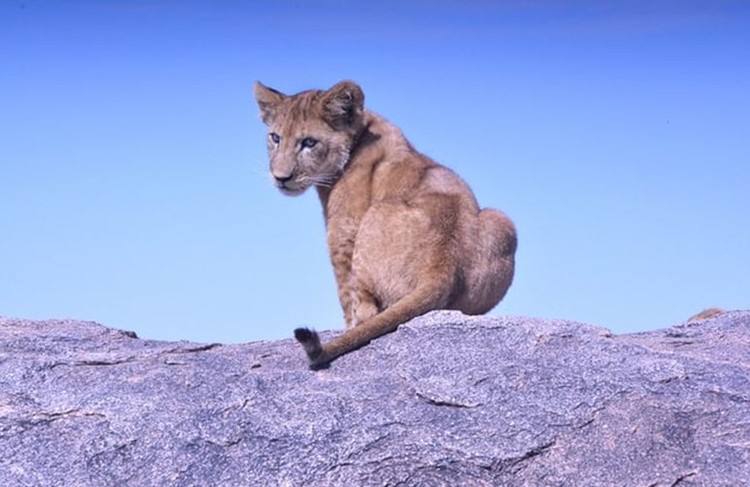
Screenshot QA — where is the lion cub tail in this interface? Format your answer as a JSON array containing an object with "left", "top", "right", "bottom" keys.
[
  {"left": 294, "top": 277, "right": 453, "bottom": 368},
  {"left": 293, "top": 328, "right": 324, "bottom": 364}
]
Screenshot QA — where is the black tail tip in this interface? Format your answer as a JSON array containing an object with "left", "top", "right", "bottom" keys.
[
  {"left": 294, "top": 327, "right": 316, "bottom": 343},
  {"left": 293, "top": 327, "right": 325, "bottom": 367}
]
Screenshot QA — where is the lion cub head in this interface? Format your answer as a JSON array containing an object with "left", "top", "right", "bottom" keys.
[{"left": 254, "top": 80, "right": 365, "bottom": 196}]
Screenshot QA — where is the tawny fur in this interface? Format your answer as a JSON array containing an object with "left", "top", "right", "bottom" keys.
[
  {"left": 687, "top": 307, "right": 724, "bottom": 323},
  {"left": 254, "top": 80, "right": 517, "bottom": 367}
]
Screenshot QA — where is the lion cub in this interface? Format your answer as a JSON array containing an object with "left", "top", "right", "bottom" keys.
[{"left": 254, "top": 80, "right": 517, "bottom": 367}]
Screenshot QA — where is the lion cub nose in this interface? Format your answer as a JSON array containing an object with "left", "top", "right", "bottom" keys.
[{"left": 273, "top": 172, "right": 294, "bottom": 184}]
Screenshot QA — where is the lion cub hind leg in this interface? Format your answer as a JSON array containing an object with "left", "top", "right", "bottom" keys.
[{"left": 471, "top": 208, "right": 517, "bottom": 312}]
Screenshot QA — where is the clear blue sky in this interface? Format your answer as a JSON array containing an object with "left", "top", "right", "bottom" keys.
[{"left": 2, "top": 1, "right": 748, "bottom": 343}]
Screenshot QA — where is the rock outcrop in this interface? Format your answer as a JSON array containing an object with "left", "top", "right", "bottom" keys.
[{"left": 1, "top": 310, "right": 748, "bottom": 486}]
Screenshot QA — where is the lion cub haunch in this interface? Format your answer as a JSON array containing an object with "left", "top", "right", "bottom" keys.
[{"left": 254, "top": 80, "right": 517, "bottom": 367}]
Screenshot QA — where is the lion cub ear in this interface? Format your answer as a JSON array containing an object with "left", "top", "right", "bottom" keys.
[
  {"left": 254, "top": 81, "right": 286, "bottom": 124},
  {"left": 322, "top": 80, "right": 365, "bottom": 129}
]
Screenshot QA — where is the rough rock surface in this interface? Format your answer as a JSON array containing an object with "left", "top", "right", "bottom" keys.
[{"left": 1, "top": 310, "right": 749, "bottom": 486}]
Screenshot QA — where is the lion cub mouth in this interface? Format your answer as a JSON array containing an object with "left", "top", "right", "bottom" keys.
[
  {"left": 277, "top": 185, "right": 306, "bottom": 196},
  {"left": 272, "top": 176, "right": 307, "bottom": 196}
]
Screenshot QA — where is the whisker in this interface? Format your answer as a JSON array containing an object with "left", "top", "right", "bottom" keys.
[
  {"left": 312, "top": 176, "right": 337, "bottom": 188},
  {"left": 296, "top": 174, "right": 338, "bottom": 188}
]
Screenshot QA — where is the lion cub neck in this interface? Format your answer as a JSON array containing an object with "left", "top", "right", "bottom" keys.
[{"left": 316, "top": 111, "right": 426, "bottom": 223}]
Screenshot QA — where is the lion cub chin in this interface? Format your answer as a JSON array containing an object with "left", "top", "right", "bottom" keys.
[{"left": 254, "top": 80, "right": 517, "bottom": 368}]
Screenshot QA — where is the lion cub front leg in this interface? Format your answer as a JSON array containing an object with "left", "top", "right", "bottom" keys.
[{"left": 328, "top": 234, "right": 360, "bottom": 328}]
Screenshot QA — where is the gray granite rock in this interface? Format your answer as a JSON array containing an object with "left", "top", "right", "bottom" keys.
[{"left": 1, "top": 310, "right": 748, "bottom": 486}]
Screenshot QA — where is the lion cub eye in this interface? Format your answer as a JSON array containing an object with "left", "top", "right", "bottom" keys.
[
  {"left": 301, "top": 137, "right": 318, "bottom": 149},
  {"left": 269, "top": 132, "right": 281, "bottom": 144}
]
